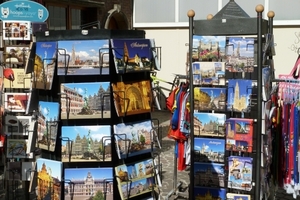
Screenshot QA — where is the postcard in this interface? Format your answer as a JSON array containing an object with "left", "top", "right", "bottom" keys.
[
  {"left": 227, "top": 193, "right": 251, "bottom": 200},
  {"left": 36, "top": 101, "right": 59, "bottom": 152},
  {"left": 227, "top": 79, "right": 252, "bottom": 113},
  {"left": 4, "top": 92, "right": 29, "bottom": 113},
  {"left": 33, "top": 41, "right": 57, "bottom": 90},
  {"left": 262, "top": 66, "right": 271, "bottom": 101},
  {"left": 3, "top": 68, "right": 31, "bottom": 89},
  {"left": 225, "top": 37, "right": 255, "bottom": 72},
  {"left": 4, "top": 45, "right": 30, "bottom": 65},
  {"left": 61, "top": 125, "right": 111, "bottom": 162},
  {"left": 192, "top": 62, "right": 225, "bottom": 85},
  {"left": 25, "top": 89, "right": 39, "bottom": 115},
  {"left": 112, "top": 80, "right": 152, "bottom": 117},
  {"left": 25, "top": 42, "right": 37, "bottom": 74},
  {"left": 27, "top": 121, "right": 37, "bottom": 154},
  {"left": 36, "top": 158, "right": 62, "bottom": 200},
  {"left": 6, "top": 139, "right": 32, "bottom": 158},
  {"left": 4, "top": 115, "right": 32, "bottom": 136},
  {"left": 31, "top": 22, "right": 48, "bottom": 34},
  {"left": 7, "top": 161, "right": 21, "bottom": 180},
  {"left": 3, "top": 20, "right": 31, "bottom": 40},
  {"left": 228, "top": 156, "right": 253, "bottom": 191},
  {"left": 111, "top": 38, "right": 159, "bottom": 73},
  {"left": 192, "top": 35, "right": 226, "bottom": 61},
  {"left": 64, "top": 167, "right": 113, "bottom": 200},
  {"left": 60, "top": 82, "right": 111, "bottom": 120},
  {"left": 57, "top": 39, "right": 109, "bottom": 75},
  {"left": 226, "top": 118, "right": 254, "bottom": 153},
  {"left": 194, "top": 162, "right": 225, "bottom": 187},
  {"left": 194, "top": 137, "right": 225, "bottom": 163},
  {"left": 194, "top": 87, "right": 226, "bottom": 111},
  {"left": 21, "top": 162, "right": 36, "bottom": 181},
  {"left": 114, "top": 120, "right": 154, "bottom": 159},
  {"left": 194, "top": 113, "right": 226, "bottom": 137},
  {"left": 149, "top": 39, "right": 161, "bottom": 70},
  {"left": 194, "top": 187, "right": 226, "bottom": 200}
]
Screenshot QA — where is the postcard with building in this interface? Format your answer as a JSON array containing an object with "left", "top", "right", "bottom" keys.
[
  {"left": 194, "top": 137, "right": 225, "bottom": 163},
  {"left": 60, "top": 82, "right": 111, "bottom": 120},
  {"left": 226, "top": 118, "right": 254, "bottom": 153},
  {"left": 36, "top": 101, "right": 59, "bottom": 152},
  {"left": 194, "top": 87, "right": 227, "bottom": 111},
  {"left": 57, "top": 39, "right": 109, "bottom": 75},
  {"left": 111, "top": 38, "right": 159, "bottom": 73},
  {"left": 114, "top": 120, "right": 154, "bottom": 159},
  {"left": 194, "top": 162, "right": 225, "bottom": 187},
  {"left": 36, "top": 158, "right": 62, "bottom": 200},
  {"left": 194, "top": 186, "right": 226, "bottom": 200},
  {"left": 192, "top": 62, "right": 225, "bottom": 86},
  {"left": 225, "top": 37, "right": 255, "bottom": 73},
  {"left": 194, "top": 113, "right": 226, "bottom": 137},
  {"left": 227, "top": 79, "right": 253, "bottom": 113},
  {"left": 227, "top": 193, "right": 251, "bottom": 200},
  {"left": 64, "top": 167, "right": 113, "bottom": 200},
  {"left": 228, "top": 156, "right": 253, "bottom": 191},
  {"left": 61, "top": 125, "right": 111, "bottom": 162},
  {"left": 192, "top": 35, "right": 226, "bottom": 61},
  {"left": 4, "top": 115, "right": 32, "bottom": 136}
]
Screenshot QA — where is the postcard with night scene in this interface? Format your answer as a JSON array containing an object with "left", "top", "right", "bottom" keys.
[
  {"left": 194, "top": 187, "right": 226, "bottom": 200},
  {"left": 194, "top": 137, "right": 225, "bottom": 163},
  {"left": 57, "top": 39, "right": 109, "bottom": 76},
  {"left": 192, "top": 35, "right": 226, "bottom": 61},
  {"left": 64, "top": 167, "right": 113, "bottom": 200},
  {"left": 225, "top": 37, "right": 255, "bottom": 73},
  {"left": 226, "top": 118, "right": 254, "bottom": 153},
  {"left": 60, "top": 82, "right": 111, "bottom": 120},
  {"left": 61, "top": 125, "right": 111, "bottom": 162},
  {"left": 192, "top": 62, "right": 225, "bottom": 86},
  {"left": 194, "top": 113, "right": 226, "bottom": 137},
  {"left": 111, "top": 38, "right": 159, "bottom": 73},
  {"left": 227, "top": 79, "right": 252, "bottom": 113},
  {"left": 194, "top": 87, "right": 226, "bottom": 111},
  {"left": 36, "top": 101, "right": 59, "bottom": 152},
  {"left": 194, "top": 162, "right": 225, "bottom": 187}
]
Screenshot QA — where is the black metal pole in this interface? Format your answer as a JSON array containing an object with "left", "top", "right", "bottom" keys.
[
  {"left": 187, "top": 9, "right": 195, "bottom": 200},
  {"left": 255, "top": 4, "right": 264, "bottom": 200}
]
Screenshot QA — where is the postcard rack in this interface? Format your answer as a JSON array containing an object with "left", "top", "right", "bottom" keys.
[{"left": 187, "top": 2, "right": 275, "bottom": 200}]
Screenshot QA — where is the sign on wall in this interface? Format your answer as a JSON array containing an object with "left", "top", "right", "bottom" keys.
[{"left": 0, "top": 0, "right": 49, "bottom": 22}]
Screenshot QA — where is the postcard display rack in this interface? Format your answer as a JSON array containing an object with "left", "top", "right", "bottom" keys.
[
  {"left": 1, "top": 28, "right": 163, "bottom": 200},
  {"left": 187, "top": 3, "right": 275, "bottom": 200}
]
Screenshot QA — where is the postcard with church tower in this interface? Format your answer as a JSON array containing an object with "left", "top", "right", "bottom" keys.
[
  {"left": 61, "top": 125, "right": 111, "bottom": 162},
  {"left": 193, "top": 113, "right": 226, "bottom": 137},
  {"left": 64, "top": 167, "right": 113, "bottom": 200},
  {"left": 192, "top": 35, "right": 226, "bottom": 61},
  {"left": 194, "top": 87, "right": 227, "bottom": 111},
  {"left": 57, "top": 39, "right": 109, "bottom": 75},
  {"left": 60, "top": 82, "right": 111, "bottom": 120},
  {"left": 194, "top": 137, "right": 225, "bottom": 163},
  {"left": 194, "top": 187, "right": 226, "bottom": 200},
  {"left": 194, "top": 162, "right": 225, "bottom": 187},
  {"left": 225, "top": 37, "right": 255, "bottom": 72},
  {"left": 227, "top": 79, "right": 252, "bottom": 113},
  {"left": 111, "top": 38, "right": 159, "bottom": 74},
  {"left": 226, "top": 118, "right": 254, "bottom": 153}
]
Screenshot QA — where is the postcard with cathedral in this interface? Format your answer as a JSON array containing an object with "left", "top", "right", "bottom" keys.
[
  {"left": 60, "top": 82, "right": 111, "bottom": 120},
  {"left": 194, "top": 187, "right": 226, "bottom": 200},
  {"left": 36, "top": 158, "right": 62, "bottom": 200},
  {"left": 112, "top": 80, "right": 152, "bottom": 117},
  {"left": 193, "top": 113, "right": 226, "bottom": 137},
  {"left": 227, "top": 79, "right": 252, "bottom": 113},
  {"left": 192, "top": 62, "right": 225, "bottom": 85},
  {"left": 64, "top": 167, "right": 113, "bottom": 200},
  {"left": 57, "top": 39, "right": 109, "bottom": 75},
  {"left": 61, "top": 125, "right": 111, "bottom": 162},
  {"left": 226, "top": 118, "right": 254, "bottom": 153},
  {"left": 111, "top": 38, "right": 159, "bottom": 74},
  {"left": 194, "top": 137, "right": 225, "bottom": 163},
  {"left": 226, "top": 193, "right": 251, "bottom": 200},
  {"left": 114, "top": 120, "right": 154, "bottom": 159},
  {"left": 192, "top": 35, "right": 226, "bottom": 61},
  {"left": 194, "top": 87, "right": 227, "bottom": 111},
  {"left": 194, "top": 162, "right": 225, "bottom": 187},
  {"left": 33, "top": 41, "right": 57, "bottom": 90},
  {"left": 228, "top": 156, "right": 253, "bottom": 191},
  {"left": 225, "top": 37, "right": 255, "bottom": 73}
]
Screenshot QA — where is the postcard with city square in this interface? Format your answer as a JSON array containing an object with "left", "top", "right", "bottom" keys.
[
  {"left": 36, "top": 158, "right": 62, "bottom": 200},
  {"left": 61, "top": 125, "right": 111, "bottom": 162},
  {"left": 193, "top": 113, "right": 226, "bottom": 137},
  {"left": 225, "top": 37, "right": 255, "bottom": 72},
  {"left": 194, "top": 187, "right": 226, "bottom": 200},
  {"left": 192, "top": 35, "right": 226, "bottom": 61},
  {"left": 194, "top": 137, "right": 225, "bottom": 163},
  {"left": 194, "top": 87, "right": 227, "bottom": 111},
  {"left": 194, "top": 162, "right": 225, "bottom": 188},
  {"left": 60, "top": 82, "right": 111, "bottom": 120},
  {"left": 57, "top": 39, "right": 109, "bottom": 75},
  {"left": 114, "top": 120, "right": 154, "bottom": 159},
  {"left": 64, "top": 167, "right": 113, "bottom": 200},
  {"left": 36, "top": 101, "right": 59, "bottom": 152},
  {"left": 111, "top": 38, "right": 159, "bottom": 73},
  {"left": 192, "top": 62, "right": 225, "bottom": 85}
]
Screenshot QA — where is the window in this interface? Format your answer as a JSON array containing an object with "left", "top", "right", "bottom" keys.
[
  {"left": 72, "top": 9, "right": 82, "bottom": 30},
  {"left": 48, "top": 6, "right": 66, "bottom": 30}
]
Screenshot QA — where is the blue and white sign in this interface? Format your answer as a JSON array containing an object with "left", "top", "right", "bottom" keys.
[{"left": 0, "top": 0, "right": 49, "bottom": 22}]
